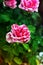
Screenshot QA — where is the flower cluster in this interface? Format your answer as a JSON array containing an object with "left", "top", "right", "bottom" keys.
[
  {"left": 6, "top": 24, "right": 30, "bottom": 43},
  {"left": 3, "top": 0, "right": 40, "bottom": 12}
]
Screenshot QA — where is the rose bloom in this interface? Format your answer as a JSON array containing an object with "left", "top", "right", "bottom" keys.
[
  {"left": 18, "top": 0, "right": 40, "bottom": 12},
  {"left": 3, "top": 0, "right": 17, "bottom": 9},
  {"left": 6, "top": 24, "right": 30, "bottom": 43}
]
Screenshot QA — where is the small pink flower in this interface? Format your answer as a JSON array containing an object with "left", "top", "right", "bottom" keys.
[
  {"left": 18, "top": 0, "right": 40, "bottom": 12},
  {"left": 3, "top": 0, "right": 17, "bottom": 9},
  {"left": 6, "top": 24, "right": 30, "bottom": 43}
]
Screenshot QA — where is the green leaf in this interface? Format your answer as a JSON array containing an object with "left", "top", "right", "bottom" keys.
[
  {"left": 32, "top": 13, "right": 40, "bottom": 21},
  {"left": 9, "top": 44, "right": 19, "bottom": 56},
  {"left": 28, "top": 25, "right": 36, "bottom": 33},
  {"left": 35, "top": 36, "right": 42, "bottom": 44},
  {"left": 14, "top": 57, "right": 22, "bottom": 64},
  {"left": 29, "top": 56, "right": 37, "bottom": 65},
  {"left": 40, "top": 37, "right": 43, "bottom": 46},
  {"left": 0, "top": 14, "right": 10, "bottom": 22},
  {"left": 32, "top": 40, "right": 38, "bottom": 52},
  {"left": 23, "top": 44, "right": 29, "bottom": 50},
  {"left": 12, "top": 48, "right": 19, "bottom": 56},
  {"left": 2, "top": 45, "right": 10, "bottom": 51},
  {"left": 17, "top": 46, "right": 24, "bottom": 53}
]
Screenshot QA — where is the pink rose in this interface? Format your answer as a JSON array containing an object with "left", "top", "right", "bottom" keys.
[
  {"left": 6, "top": 24, "right": 30, "bottom": 43},
  {"left": 3, "top": 0, "right": 17, "bottom": 9},
  {"left": 18, "top": 0, "right": 40, "bottom": 12}
]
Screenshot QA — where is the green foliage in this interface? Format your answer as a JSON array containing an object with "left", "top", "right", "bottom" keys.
[
  {"left": 0, "top": 0, "right": 3, "bottom": 2},
  {"left": 0, "top": 14, "right": 10, "bottom": 22},
  {"left": 0, "top": 0, "right": 43, "bottom": 65},
  {"left": 23, "top": 44, "right": 29, "bottom": 50},
  {"left": 14, "top": 57, "right": 22, "bottom": 64},
  {"left": 28, "top": 25, "right": 36, "bottom": 33},
  {"left": 29, "top": 56, "right": 37, "bottom": 65}
]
